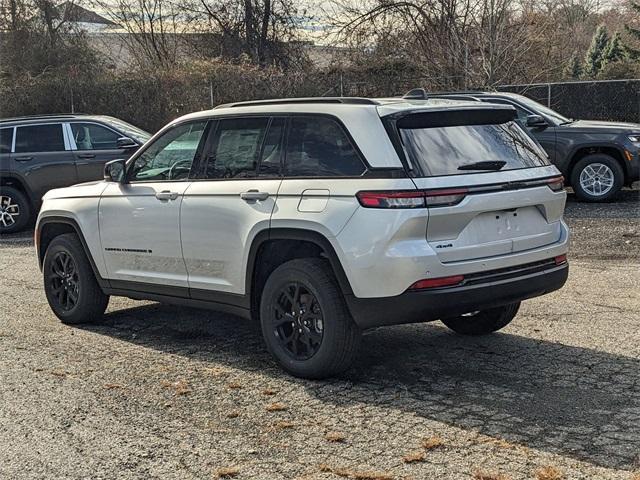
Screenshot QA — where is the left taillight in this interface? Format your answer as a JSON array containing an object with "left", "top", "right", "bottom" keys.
[
  {"left": 408, "top": 275, "right": 465, "bottom": 290},
  {"left": 356, "top": 188, "right": 468, "bottom": 209}
]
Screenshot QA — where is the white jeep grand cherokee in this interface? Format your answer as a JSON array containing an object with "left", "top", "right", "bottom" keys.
[{"left": 36, "top": 93, "right": 570, "bottom": 378}]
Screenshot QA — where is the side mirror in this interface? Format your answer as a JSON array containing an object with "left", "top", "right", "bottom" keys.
[
  {"left": 526, "top": 114, "right": 548, "bottom": 128},
  {"left": 116, "top": 136, "right": 138, "bottom": 149},
  {"left": 104, "top": 158, "right": 126, "bottom": 183}
]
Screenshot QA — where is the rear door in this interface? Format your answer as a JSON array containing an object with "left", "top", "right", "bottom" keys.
[
  {"left": 180, "top": 116, "right": 283, "bottom": 297},
  {"left": 67, "top": 121, "right": 133, "bottom": 182},
  {"left": 11, "top": 123, "right": 77, "bottom": 200},
  {"left": 395, "top": 108, "right": 566, "bottom": 264}
]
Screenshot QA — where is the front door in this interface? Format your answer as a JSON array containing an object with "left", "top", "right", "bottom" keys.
[
  {"left": 99, "top": 120, "right": 208, "bottom": 290},
  {"left": 181, "top": 116, "right": 284, "bottom": 297},
  {"left": 67, "top": 122, "right": 134, "bottom": 183}
]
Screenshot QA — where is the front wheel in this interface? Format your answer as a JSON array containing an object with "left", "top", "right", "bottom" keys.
[
  {"left": 43, "top": 233, "right": 109, "bottom": 324},
  {"left": 441, "top": 302, "right": 520, "bottom": 335},
  {"left": 570, "top": 154, "right": 624, "bottom": 202},
  {"left": 259, "top": 258, "right": 361, "bottom": 379}
]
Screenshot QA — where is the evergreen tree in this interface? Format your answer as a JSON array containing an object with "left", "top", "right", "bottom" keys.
[
  {"left": 583, "top": 25, "right": 609, "bottom": 77},
  {"left": 564, "top": 52, "right": 583, "bottom": 79},
  {"left": 624, "top": 1, "right": 640, "bottom": 59},
  {"left": 603, "top": 32, "right": 626, "bottom": 66}
]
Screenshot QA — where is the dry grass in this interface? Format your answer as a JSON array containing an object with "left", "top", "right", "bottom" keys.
[
  {"left": 161, "top": 379, "right": 193, "bottom": 396},
  {"left": 227, "top": 382, "right": 242, "bottom": 390},
  {"left": 214, "top": 466, "right": 240, "bottom": 478},
  {"left": 535, "top": 465, "right": 565, "bottom": 480},
  {"left": 262, "top": 388, "right": 277, "bottom": 396},
  {"left": 103, "top": 383, "right": 124, "bottom": 390},
  {"left": 265, "top": 402, "right": 287, "bottom": 412},
  {"left": 318, "top": 464, "right": 394, "bottom": 480},
  {"left": 205, "top": 366, "right": 230, "bottom": 377},
  {"left": 631, "top": 473, "right": 640, "bottom": 480},
  {"left": 472, "top": 470, "right": 512, "bottom": 480},
  {"left": 272, "top": 421, "right": 295, "bottom": 430},
  {"left": 402, "top": 450, "right": 426, "bottom": 463},
  {"left": 421, "top": 436, "right": 444, "bottom": 450},
  {"left": 325, "top": 431, "right": 346, "bottom": 443}
]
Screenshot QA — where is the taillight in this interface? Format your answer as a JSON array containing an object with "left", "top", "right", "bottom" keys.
[
  {"left": 554, "top": 254, "right": 567, "bottom": 265},
  {"left": 408, "top": 275, "right": 465, "bottom": 290},
  {"left": 356, "top": 188, "right": 468, "bottom": 209},
  {"left": 423, "top": 188, "right": 468, "bottom": 207},
  {"left": 356, "top": 191, "right": 425, "bottom": 209},
  {"left": 546, "top": 176, "right": 565, "bottom": 192}
]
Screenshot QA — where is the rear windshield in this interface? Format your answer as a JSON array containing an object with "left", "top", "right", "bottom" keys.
[{"left": 398, "top": 110, "right": 550, "bottom": 177}]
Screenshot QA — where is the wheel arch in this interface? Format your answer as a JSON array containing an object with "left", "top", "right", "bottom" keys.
[
  {"left": 0, "top": 173, "right": 36, "bottom": 208},
  {"left": 37, "top": 216, "right": 109, "bottom": 288},
  {"left": 566, "top": 144, "right": 629, "bottom": 184},
  {"left": 246, "top": 228, "right": 354, "bottom": 320}
]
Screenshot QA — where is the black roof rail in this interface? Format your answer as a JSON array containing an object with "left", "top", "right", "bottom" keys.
[
  {"left": 0, "top": 113, "right": 87, "bottom": 123},
  {"left": 430, "top": 90, "right": 491, "bottom": 95},
  {"left": 403, "top": 88, "right": 428, "bottom": 100},
  {"left": 214, "top": 97, "right": 380, "bottom": 109}
]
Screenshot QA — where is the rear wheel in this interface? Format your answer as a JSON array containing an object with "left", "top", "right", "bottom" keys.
[
  {"left": 0, "top": 186, "right": 31, "bottom": 234},
  {"left": 43, "top": 233, "right": 109, "bottom": 324},
  {"left": 259, "top": 258, "right": 361, "bottom": 379},
  {"left": 570, "top": 154, "right": 624, "bottom": 202},
  {"left": 441, "top": 302, "right": 520, "bottom": 335}
]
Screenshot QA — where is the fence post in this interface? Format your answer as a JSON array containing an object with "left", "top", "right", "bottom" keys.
[
  {"left": 209, "top": 79, "right": 214, "bottom": 108},
  {"left": 547, "top": 83, "right": 551, "bottom": 108}
]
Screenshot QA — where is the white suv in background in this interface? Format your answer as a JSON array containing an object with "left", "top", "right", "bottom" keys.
[{"left": 36, "top": 92, "right": 570, "bottom": 378}]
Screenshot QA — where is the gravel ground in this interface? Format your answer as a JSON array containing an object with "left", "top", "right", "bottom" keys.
[{"left": 0, "top": 188, "right": 638, "bottom": 480}]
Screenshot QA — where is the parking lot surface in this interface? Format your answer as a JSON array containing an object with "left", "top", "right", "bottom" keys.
[{"left": 1, "top": 189, "right": 639, "bottom": 480}]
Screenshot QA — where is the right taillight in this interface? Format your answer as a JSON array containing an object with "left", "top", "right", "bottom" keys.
[
  {"left": 356, "top": 188, "right": 468, "bottom": 209},
  {"left": 546, "top": 176, "right": 565, "bottom": 192},
  {"left": 554, "top": 254, "right": 567, "bottom": 265}
]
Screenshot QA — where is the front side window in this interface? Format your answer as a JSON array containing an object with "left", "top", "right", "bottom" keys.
[
  {"left": 0, "top": 128, "right": 13, "bottom": 154},
  {"left": 129, "top": 121, "right": 206, "bottom": 182},
  {"left": 285, "top": 116, "right": 365, "bottom": 177},
  {"left": 70, "top": 123, "right": 121, "bottom": 150},
  {"left": 399, "top": 111, "right": 550, "bottom": 177},
  {"left": 15, "top": 124, "right": 65, "bottom": 153},
  {"left": 204, "top": 117, "right": 269, "bottom": 179}
]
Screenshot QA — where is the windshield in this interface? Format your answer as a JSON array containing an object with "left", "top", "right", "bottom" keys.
[
  {"left": 512, "top": 95, "right": 572, "bottom": 125},
  {"left": 103, "top": 117, "right": 152, "bottom": 144},
  {"left": 399, "top": 118, "right": 550, "bottom": 177}
]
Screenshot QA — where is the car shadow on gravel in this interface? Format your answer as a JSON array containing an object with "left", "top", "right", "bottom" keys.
[{"left": 84, "top": 303, "right": 640, "bottom": 471}]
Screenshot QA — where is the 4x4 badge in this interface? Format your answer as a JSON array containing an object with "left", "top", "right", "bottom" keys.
[{"left": 435, "top": 243, "right": 453, "bottom": 249}]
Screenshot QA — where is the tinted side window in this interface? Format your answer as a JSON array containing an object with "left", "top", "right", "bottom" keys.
[
  {"left": 258, "top": 118, "right": 285, "bottom": 177},
  {"left": 285, "top": 117, "right": 365, "bottom": 177},
  {"left": 0, "top": 128, "right": 13, "bottom": 154},
  {"left": 70, "top": 123, "right": 121, "bottom": 150},
  {"left": 130, "top": 121, "right": 206, "bottom": 182},
  {"left": 15, "top": 124, "right": 65, "bottom": 153},
  {"left": 484, "top": 99, "right": 530, "bottom": 123},
  {"left": 204, "top": 117, "right": 269, "bottom": 179}
]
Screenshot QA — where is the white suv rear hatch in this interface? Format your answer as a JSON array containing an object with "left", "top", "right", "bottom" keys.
[{"left": 390, "top": 106, "right": 566, "bottom": 263}]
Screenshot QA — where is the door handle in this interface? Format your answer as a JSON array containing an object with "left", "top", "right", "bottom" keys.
[
  {"left": 77, "top": 153, "right": 96, "bottom": 159},
  {"left": 155, "top": 191, "right": 179, "bottom": 201},
  {"left": 240, "top": 190, "right": 269, "bottom": 202},
  {"left": 14, "top": 156, "right": 33, "bottom": 162}
]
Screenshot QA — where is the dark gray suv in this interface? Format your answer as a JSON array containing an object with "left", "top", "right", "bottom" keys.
[
  {"left": 0, "top": 114, "right": 151, "bottom": 233},
  {"left": 433, "top": 92, "right": 640, "bottom": 202}
]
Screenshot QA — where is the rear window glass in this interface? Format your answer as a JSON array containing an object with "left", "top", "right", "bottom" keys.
[
  {"left": 0, "top": 128, "right": 13, "bottom": 154},
  {"left": 398, "top": 111, "right": 550, "bottom": 177},
  {"left": 15, "top": 124, "right": 65, "bottom": 153}
]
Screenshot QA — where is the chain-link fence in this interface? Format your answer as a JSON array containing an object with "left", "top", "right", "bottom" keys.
[
  {"left": 497, "top": 79, "right": 640, "bottom": 123},
  {"left": 1, "top": 71, "right": 638, "bottom": 132}
]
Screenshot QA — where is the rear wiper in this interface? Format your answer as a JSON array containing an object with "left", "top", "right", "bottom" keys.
[{"left": 457, "top": 161, "right": 507, "bottom": 171}]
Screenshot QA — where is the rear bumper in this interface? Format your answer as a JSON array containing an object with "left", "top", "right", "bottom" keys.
[{"left": 345, "top": 260, "right": 568, "bottom": 329}]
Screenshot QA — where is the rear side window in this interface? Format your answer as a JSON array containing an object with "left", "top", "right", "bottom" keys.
[
  {"left": 205, "top": 117, "right": 269, "bottom": 179},
  {"left": 15, "top": 124, "right": 65, "bottom": 153},
  {"left": 0, "top": 128, "right": 13, "bottom": 154},
  {"left": 398, "top": 110, "right": 550, "bottom": 177},
  {"left": 285, "top": 116, "right": 365, "bottom": 177},
  {"left": 70, "top": 123, "right": 121, "bottom": 150}
]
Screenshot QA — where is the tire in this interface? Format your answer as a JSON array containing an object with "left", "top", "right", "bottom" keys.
[
  {"left": 570, "top": 154, "right": 624, "bottom": 202},
  {"left": 259, "top": 258, "right": 361, "bottom": 379},
  {"left": 0, "top": 186, "right": 31, "bottom": 234},
  {"left": 441, "top": 302, "right": 520, "bottom": 336},
  {"left": 43, "top": 233, "right": 109, "bottom": 324}
]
